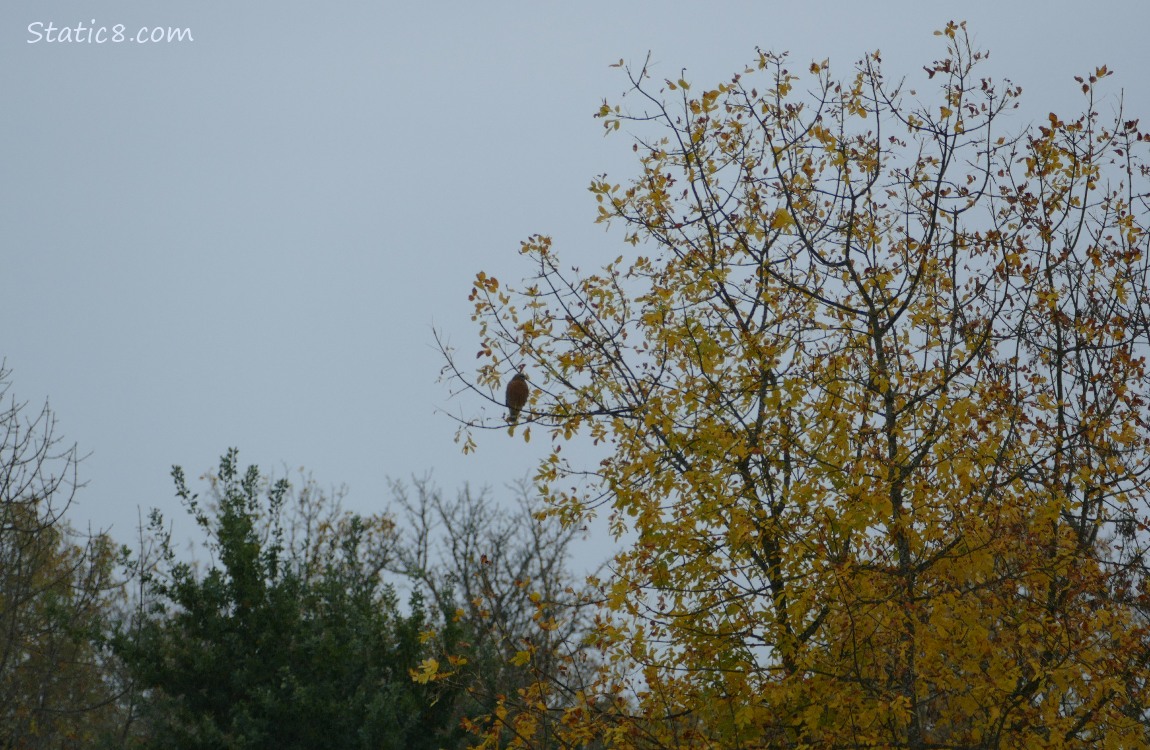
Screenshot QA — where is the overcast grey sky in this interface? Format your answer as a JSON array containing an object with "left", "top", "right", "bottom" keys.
[{"left": 3, "top": 1, "right": 1149, "bottom": 565}]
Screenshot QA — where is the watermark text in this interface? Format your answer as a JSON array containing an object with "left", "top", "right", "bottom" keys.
[{"left": 27, "top": 20, "right": 193, "bottom": 45}]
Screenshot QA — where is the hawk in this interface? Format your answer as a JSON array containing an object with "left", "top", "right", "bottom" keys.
[{"left": 505, "top": 371, "right": 529, "bottom": 425}]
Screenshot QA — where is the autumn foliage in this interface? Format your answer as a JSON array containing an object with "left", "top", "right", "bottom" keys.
[{"left": 447, "top": 22, "right": 1150, "bottom": 749}]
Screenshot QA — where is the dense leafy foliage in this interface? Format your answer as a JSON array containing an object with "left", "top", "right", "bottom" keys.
[
  {"left": 115, "top": 450, "right": 465, "bottom": 750},
  {"left": 448, "top": 23, "right": 1150, "bottom": 748}
]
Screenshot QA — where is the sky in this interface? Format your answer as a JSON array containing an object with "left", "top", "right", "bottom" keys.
[{"left": 3, "top": 1, "right": 1149, "bottom": 571}]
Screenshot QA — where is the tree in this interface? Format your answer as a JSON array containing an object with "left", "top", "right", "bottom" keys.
[
  {"left": 0, "top": 366, "right": 128, "bottom": 749},
  {"left": 444, "top": 23, "right": 1150, "bottom": 748},
  {"left": 386, "top": 478, "right": 600, "bottom": 747},
  {"left": 114, "top": 450, "right": 464, "bottom": 750}
]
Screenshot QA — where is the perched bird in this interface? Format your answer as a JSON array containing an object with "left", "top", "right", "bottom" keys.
[{"left": 505, "top": 371, "right": 529, "bottom": 425}]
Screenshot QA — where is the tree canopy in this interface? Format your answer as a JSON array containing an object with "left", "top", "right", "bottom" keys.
[
  {"left": 447, "top": 22, "right": 1150, "bottom": 748},
  {"left": 109, "top": 453, "right": 594, "bottom": 749},
  {"left": 114, "top": 450, "right": 464, "bottom": 750}
]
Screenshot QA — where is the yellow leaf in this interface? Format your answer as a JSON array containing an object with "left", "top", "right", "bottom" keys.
[
  {"left": 411, "top": 658, "right": 439, "bottom": 684},
  {"left": 769, "top": 209, "right": 795, "bottom": 230}
]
